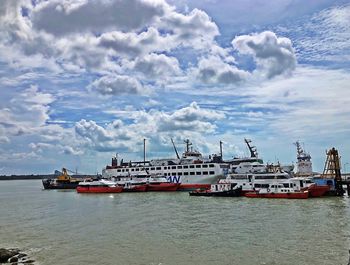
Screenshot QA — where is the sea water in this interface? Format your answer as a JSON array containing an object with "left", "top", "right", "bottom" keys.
[{"left": 0, "top": 180, "right": 349, "bottom": 265}]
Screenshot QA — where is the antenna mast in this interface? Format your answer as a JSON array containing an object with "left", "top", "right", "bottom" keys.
[{"left": 143, "top": 138, "right": 146, "bottom": 165}]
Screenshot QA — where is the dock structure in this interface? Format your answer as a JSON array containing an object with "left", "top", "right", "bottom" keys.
[{"left": 320, "top": 147, "right": 347, "bottom": 196}]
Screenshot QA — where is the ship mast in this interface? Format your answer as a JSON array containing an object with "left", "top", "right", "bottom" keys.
[
  {"left": 293, "top": 141, "right": 303, "bottom": 158},
  {"left": 184, "top": 139, "right": 192, "bottom": 153},
  {"left": 143, "top": 138, "right": 146, "bottom": 165},
  {"left": 220, "top": 140, "right": 223, "bottom": 160}
]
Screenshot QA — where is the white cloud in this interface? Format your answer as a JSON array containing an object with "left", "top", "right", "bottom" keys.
[
  {"left": 232, "top": 31, "right": 296, "bottom": 78},
  {"left": 194, "top": 56, "right": 250, "bottom": 84},
  {"left": 162, "top": 8, "right": 219, "bottom": 46},
  {"left": 74, "top": 102, "right": 225, "bottom": 152},
  {"left": 89, "top": 75, "right": 146, "bottom": 95},
  {"left": 128, "top": 53, "right": 181, "bottom": 79},
  {"left": 291, "top": 4, "right": 350, "bottom": 64},
  {"left": 31, "top": 0, "right": 170, "bottom": 36}
]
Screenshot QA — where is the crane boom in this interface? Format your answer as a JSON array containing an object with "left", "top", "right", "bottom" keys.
[{"left": 171, "top": 138, "right": 180, "bottom": 159}]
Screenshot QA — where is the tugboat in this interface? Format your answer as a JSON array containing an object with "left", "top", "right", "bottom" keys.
[
  {"left": 245, "top": 183, "right": 309, "bottom": 199},
  {"left": 42, "top": 168, "right": 83, "bottom": 189},
  {"left": 189, "top": 183, "right": 242, "bottom": 197}
]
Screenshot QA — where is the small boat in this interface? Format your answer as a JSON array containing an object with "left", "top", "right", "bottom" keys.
[
  {"left": 42, "top": 168, "right": 83, "bottom": 189},
  {"left": 76, "top": 179, "right": 123, "bottom": 193},
  {"left": 189, "top": 183, "right": 242, "bottom": 197},
  {"left": 245, "top": 183, "right": 308, "bottom": 199}
]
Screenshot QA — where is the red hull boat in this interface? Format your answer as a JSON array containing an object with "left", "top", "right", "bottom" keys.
[
  {"left": 305, "top": 184, "right": 329, "bottom": 197},
  {"left": 123, "top": 184, "right": 147, "bottom": 192},
  {"left": 147, "top": 183, "right": 179, "bottom": 191},
  {"left": 77, "top": 185, "right": 123, "bottom": 193},
  {"left": 245, "top": 191, "right": 308, "bottom": 199}
]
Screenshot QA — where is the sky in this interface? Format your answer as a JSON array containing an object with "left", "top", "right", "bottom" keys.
[{"left": 0, "top": 0, "right": 350, "bottom": 175}]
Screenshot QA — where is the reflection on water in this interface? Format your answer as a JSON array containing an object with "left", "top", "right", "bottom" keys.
[{"left": 0, "top": 180, "right": 349, "bottom": 265}]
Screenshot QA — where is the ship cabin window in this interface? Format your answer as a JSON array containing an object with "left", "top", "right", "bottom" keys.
[
  {"left": 171, "top": 172, "right": 176, "bottom": 175},
  {"left": 202, "top": 164, "right": 208, "bottom": 168},
  {"left": 122, "top": 169, "right": 125, "bottom": 172},
  {"left": 209, "top": 164, "right": 215, "bottom": 168},
  {"left": 254, "top": 184, "right": 269, "bottom": 188},
  {"left": 183, "top": 165, "right": 188, "bottom": 169},
  {"left": 117, "top": 169, "right": 121, "bottom": 172},
  {"left": 178, "top": 172, "right": 183, "bottom": 176},
  {"left": 255, "top": 176, "right": 273, "bottom": 180},
  {"left": 135, "top": 168, "right": 139, "bottom": 171},
  {"left": 131, "top": 169, "right": 134, "bottom": 171},
  {"left": 190, "top": 172, "right": 195, "bottom": 175},
  {"left": 156, "top": 167, "right": 161, "bottom": 170},
  {"left": 177, "top": 166, "right": 182, "bottom": 169},
  {"left": 203, "top": 171, "right": 208, "bottom": 175},
  {"left": 196, "top": 165, "right": 201, "bottom": 168},
  {"left": 172, "top": 166, "right": 176, "bottom": 169},
  {"left": 151, "top": 167, "right": 155, "bottom": 170},
  {"left": 276, "top": 176, "right": 287, "bottom": 179},
  {"left": 283, "top": 183, "right": 289, "bottom": 188},
  {"left": 190, "top": 165, "right": 195, "bottom": 168},
  {"left": 184, "top": 172, "right": 189, "bottom": 175},
  {"left": 196, "top": 172, "right": 201, "bottom": 175},
  {"left": 209, "top": 171, "right": 215, "bottom": 175},
  {"left": 145, "top": 168, "right": 150, "bottom": 171}
]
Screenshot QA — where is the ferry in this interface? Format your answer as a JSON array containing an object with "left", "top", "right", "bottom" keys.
[
  {"left": 219, "top": 162, "right": 328, "bottom": 197},
  {"left": 102, "top": 139, "right": 228, "bottom": 191}
]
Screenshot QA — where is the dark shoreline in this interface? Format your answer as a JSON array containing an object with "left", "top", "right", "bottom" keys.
[{"left": 0, "top": 174, "right": 97, "bottom": 180}]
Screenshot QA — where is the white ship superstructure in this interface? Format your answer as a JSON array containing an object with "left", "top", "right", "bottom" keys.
[
  {"left": 294, "top": 141, "right": 313, "bottom": 176},
  {"left": 102, "top": 139, "right": 228, "bottom": 190}
]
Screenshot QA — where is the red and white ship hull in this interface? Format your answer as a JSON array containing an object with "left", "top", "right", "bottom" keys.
[{"left": 245, "top": 191, "right": 309, "bottom": 199}]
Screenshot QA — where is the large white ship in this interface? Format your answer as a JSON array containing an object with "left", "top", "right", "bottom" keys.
[
  {"left": 102, "top": 139, "right": 229, "bottom": 190},
  {"left": 101, "top": 139, "right": 269, "bottom": 191}
]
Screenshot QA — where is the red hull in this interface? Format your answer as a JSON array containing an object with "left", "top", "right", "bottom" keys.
[
  {"left": 177, "top": 184, "right": 211, "bottom": 191},
  {"left": 77, "top": 186, "right": 123, "bottom": 193},
  {"left": 245, "top": 191, "right": 308, "bottom": 199},
  {"left": 123, "top": 185, "right": 147, "bottom": 192},
  {"left": 306, "top": 185, "right": 330, "bottom": 197},
  {"left": 147, "top": 183, "right": 179, "bottom": 191}
]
